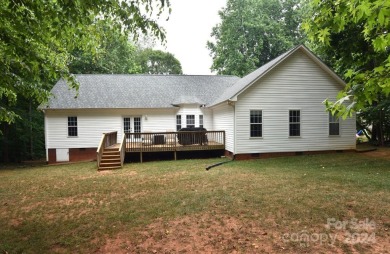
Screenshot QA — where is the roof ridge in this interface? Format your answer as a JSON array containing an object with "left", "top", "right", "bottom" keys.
[{"left": 71, "top": 74, "right": 239, "bottom": 78}]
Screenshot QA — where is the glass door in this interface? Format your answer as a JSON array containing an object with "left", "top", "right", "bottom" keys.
[
  {"left": 133, "top": 117, "right": 141, "bottom": 139},
  {"left": 123, "top": 116, "right": 142, "bottom": 140}
]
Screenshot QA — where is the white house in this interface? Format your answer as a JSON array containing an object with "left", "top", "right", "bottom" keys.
[{"left": 42, "top": 45, "right": 356, "bottom": 164}]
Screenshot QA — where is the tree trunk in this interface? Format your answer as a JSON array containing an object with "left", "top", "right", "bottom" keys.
[
  {"left": 371, "top": 123, "right": 377, "bottom": 143},
  {"left": 29, "top": 101, "right": 34, "bottom": 160},
  {"left": 378, "top": 109, "right": 385, "bottom": 146},
  {"left": 1, "top": 123, "right": 10, "bottom": 163}
]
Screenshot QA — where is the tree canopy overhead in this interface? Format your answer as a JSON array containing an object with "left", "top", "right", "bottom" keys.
[
  {"left": 302, "top": 0, "right": 390, "bottom": 144},
  {"left": 0, "top": 0, "right": 170, "bottom": 124},
  {"left": 302, "top": 0, "right": 390, "bottom": 115},
  {"left": 207, "top": 0, "right": 305, "bottom": 77}
]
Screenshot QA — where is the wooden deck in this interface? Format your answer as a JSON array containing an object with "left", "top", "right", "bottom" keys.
[
  {"left": 126, "top": 140, "right": 224, "bottom": 152},
  {"left": 104, "top": 131, "right": 225, "bottom": 163},
  {"left": 125, "top": 131, "right": 225, "bottom": 152}
]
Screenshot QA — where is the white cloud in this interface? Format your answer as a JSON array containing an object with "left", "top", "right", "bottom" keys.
[{"left": 157, "top": 0, "right": 226, "bottom": 75}]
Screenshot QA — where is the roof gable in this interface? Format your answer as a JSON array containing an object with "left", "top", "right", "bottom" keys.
[{"left": 210, "top": 45, "right": 345, "bottom": 106}]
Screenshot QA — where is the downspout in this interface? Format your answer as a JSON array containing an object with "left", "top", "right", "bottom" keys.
[
  {"left": 206, "top": 100, "right": 237, "bottom": 170},
  {"left": 233, "top": 100, "right": 237, "bottom": 156}
]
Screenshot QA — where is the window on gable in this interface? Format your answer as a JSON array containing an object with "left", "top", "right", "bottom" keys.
[
  {"left": 289, "top": 110, "right": 300, "bottom": 137},
  {"left": 68, "top": 116, "right": 78, "bottom": 137},
  {"left": 176, "top": 115, "right": 182, "bottom": 131},
  {"left": 329, "top": 113, "right": 340, "bottom": 135},
  {"left": 199, "top": 115, "right": 204, "bottom": 128},
  {"left": 186, "top": 115, "right": 195, "bottom": 128},
  {"left": 250, "top": 110, "right": 262, "bottom": 137}
]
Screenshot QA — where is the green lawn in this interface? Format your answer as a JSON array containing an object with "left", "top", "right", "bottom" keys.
[{"left": 0, "top": 152, "right": 389, "bottom": 253}]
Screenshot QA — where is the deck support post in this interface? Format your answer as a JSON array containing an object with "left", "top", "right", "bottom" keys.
[
  {"left": 140, "top": 151, "right": 143, "bottom": 163},
  {"left": 174, "top": 151, "right": 177, "bottom": 161}
]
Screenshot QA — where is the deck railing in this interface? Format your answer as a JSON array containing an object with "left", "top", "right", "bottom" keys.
[
  {"left": 119, "top": 133, "right": 126, "bottom": 167},
  {"left": 125, "top": 130, "right": 225, "bottom": 153},
  {"left": 96, "top": 131, "right": 118, "bottom": 167}
]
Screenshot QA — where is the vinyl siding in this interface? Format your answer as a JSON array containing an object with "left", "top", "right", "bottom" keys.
[
  {"left": 176, "top": 104, "right": 211, "bottom": 129},
  {"left": 234, "top": 50, "right": 356, "bottom": 154},
  {"left": 44, "top": 107, "right": 214, "bottom": 149},
  {"left": 212, "top": 103, "right": 235, "bottom": 153},
  {"left": 45, "top": 109, "right": 176, "bottom": 149},
  {"left": 45, "top": 110, "right": 120, "bottom": 149}
]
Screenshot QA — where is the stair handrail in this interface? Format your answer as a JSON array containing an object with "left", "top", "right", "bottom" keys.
[
  {"left": 119, "top": 133, "right": 126, "bottom": 167},
  {"left": 97, "top": 131, "right": 118, "bottom": 168}
]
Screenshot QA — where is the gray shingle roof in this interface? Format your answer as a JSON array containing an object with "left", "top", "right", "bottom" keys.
[
  {"left": 44, "top": 74, "right": 240, "bottom": 109},
  {"left": 44, "top": 45, "right": 343, "bottom": 110}
]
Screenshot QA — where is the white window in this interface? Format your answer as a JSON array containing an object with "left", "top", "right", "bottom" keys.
[
  {"left": 124, "top": 117, "right": 131, "bottom": 133},
  {"left": 329, "top": 113, "right": 340, "bottom": 135},
  {"left": 199, "top": 115, "right": 204, "bottom": 128},
  {"left": 68, "top": 116, "right": 78, "bottom": 137},
  {"left": 289, "top": 110, "right": 300, "bottom": 137},
  {"left": 250, "top": 110, "right": 262, "bottom": 137},
  {"left": 186, "top": 115, "right": 195, "bottom": 128},
  {"left": 176, "top": 115, "right": 182, "bottom": 131}
]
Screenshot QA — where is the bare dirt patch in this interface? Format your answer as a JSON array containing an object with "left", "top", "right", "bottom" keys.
[
  {"left": 359, "top": 147, "right": 390, "bottom": 160},
  {"left": 98, "top": 214, "right": 274, "bottom": 253},
  {"left": 97, "top": 213, "right": 390, "bottom": 254}
]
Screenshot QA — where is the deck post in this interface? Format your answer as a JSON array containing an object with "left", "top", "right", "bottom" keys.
[
  {"left": 140, "top": 151, "right": 143, "bottom": 163},
  {"left": 174, "top": 151, "right": 177, "bottom": 161},
  {"left": 223, "top": 131, "right": 226, "bottom": 149}
]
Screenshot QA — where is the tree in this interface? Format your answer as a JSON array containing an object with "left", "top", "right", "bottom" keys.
[
  {"left": 207, "top": 0, "right": 305, "bottom": 77},
  {"left": 69, "top": 26, "right": 142, "bottom": 74},
  {"left": 0, "top": 0, "right": 170, "bottom": 125},
  {"left": 302, "top": 0, "right": 390, "bottom": 144},
  {"left": 0, "top": 97, "right": 45, "bottom": 162},
  {"left": 137, "top": 49, "right": 183, "bottom": 74}
]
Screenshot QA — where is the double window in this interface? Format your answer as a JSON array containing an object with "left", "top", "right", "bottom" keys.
[
  {"left": 289, "top": 110, "right": 300, "bottom": 137},
  {"left": 250, "top": 110, "right": 262, "bottom": 137},
  {"left": 329, "top": 113, "right": 340, "bottom": 135},
  {"left": 178, "top": 114, "right": 203, "bottom": 129},
  {"left": 68, "top": 116, "right": 78, "bottom": 137}
]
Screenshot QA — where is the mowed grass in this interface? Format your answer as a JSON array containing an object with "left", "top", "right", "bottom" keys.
[{"left": 0, "top": 152, "right": 389, "bottom": 253}]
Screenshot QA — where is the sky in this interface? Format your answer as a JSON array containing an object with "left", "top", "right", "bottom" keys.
[{"left": 156, "top": 0, "right": 227, "bottom": 75}]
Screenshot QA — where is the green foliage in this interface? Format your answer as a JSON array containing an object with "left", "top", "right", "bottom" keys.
[
  {"left": 303, "top": 0, "right": 390, "bottom": 117},
  {"left": 303, "top": 0, "right": 390, "bottom": 145},
  {"left": 69, "top": 26, "right": 142, "bottom": 74},
  {"left": 0, "top": 0, "right": 170, "bottom": 161},
  {"left": 0, "top": 98, "right": 45, "bottom": 162},
  {"left": 207, "top": 0, "right": 305, "bottom": 77},
  {"left": 137, "top": 48, "right": 183, "bottom": 74},
  {"left": 0, "top": 0, "right": 169, "bottom": 124},
  {"left": 357, "top": 99, "right": 390, "bottom": 144}
]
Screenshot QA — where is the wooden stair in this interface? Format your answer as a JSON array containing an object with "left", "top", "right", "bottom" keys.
[{"left": 98, "top": 146, "right": 121, "bottom": 170}]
